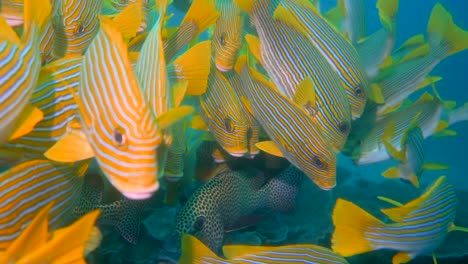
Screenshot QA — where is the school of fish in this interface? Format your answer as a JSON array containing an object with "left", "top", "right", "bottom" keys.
[{"left": 0, "top": 0, "right": 468, "bottom": 263}]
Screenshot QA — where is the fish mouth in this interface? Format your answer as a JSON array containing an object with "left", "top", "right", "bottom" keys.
[
  {"left": 215, "top": 61, "right": 233, "bottom": 72},
  {"left": 111, "top": 178, "right": 160, "bottom": 200}
]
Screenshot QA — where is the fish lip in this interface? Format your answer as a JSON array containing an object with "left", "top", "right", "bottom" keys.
[
  {"left": 112, "top": 180, "right": 160, "bottom": 200},
  {"left": 122, "top": 191, "right": 154, "bottom": 200},
  {"left": 215, "top": 62, "right": 232, "bottom": 72},
  {"left": 229, "top": 152, "right": 247, "bottom": 158}
]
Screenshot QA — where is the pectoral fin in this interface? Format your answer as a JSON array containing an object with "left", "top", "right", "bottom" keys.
[
  {"left": 8, "top": 104, "right": 44, "bottom": 141},
  {"left": 255, "top": 141, "right": 284, "bottom": 158}
]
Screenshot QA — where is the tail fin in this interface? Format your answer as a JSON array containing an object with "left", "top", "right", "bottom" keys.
[
  {"left": 427, "top": 3, "right": 468, "bottom": 57},
  {"left": 179, "top": 234, "right": 225, "bottom": 264},
  {"left": 181, "top": 0, "right": 219, "bottom": 36},
  {"left": 170, "top": 40, "right": 212, "bottom": 95},
  {"left": 332, "top": 199, "right": 384, "bottom": 256},
  {"left": 24, "top": 0, "right": 52, "bottom": 33},
  {"left": 448, "top": 102, "right": 468, "bottom": 126},
  {"left": 261, "top": 165, "right": 303, "bottom": 212}
]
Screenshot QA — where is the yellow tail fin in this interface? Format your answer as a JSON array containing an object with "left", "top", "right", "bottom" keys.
[
  {"left": 181, "top": 0, "right": 219, "bottom": 36},
  {"left": 427, "top": 3, "right": 468, "bottom": 56},
  {"left": 377, "top": 0, "right": 399, "bottom": 30},
  {"left": 112, "top": 0, "right": 143, "bottom": 40},
  {"left": 24, "top": 0, "right": 52, "bottom": 33},
  {"left": 171, "top": 41, "right": 212, "bottom": 95},
  {"left": 332, "top": 199, "right": 384, "bottom": 256},
  {"left": 179, "top": 234, "right": 224, "bottom": 264}
]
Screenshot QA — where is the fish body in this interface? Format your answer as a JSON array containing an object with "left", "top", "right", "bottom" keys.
[
  {"left": 238, "top": 0, "right": 351, "bottom": 151},
  {"left": 175, "top": 165, "right": 303, "bottom": 253},
  {"left": 0, "top": 159, "right": 87, "bottom": 249},
  {"left": 332, "top": 176, "right": 458, "bottom": 264},
  {"left": 274, "top": 0, "right": 369, "bottom": 118},
  {"left": 0, "top": 0, "right": 51, "bottom": 145},
  {"left": 179, "top": 234, "right": 349, "bottom": 264},
  {"left": 239, "top": 63, "right": 336, "bottom": 190}
]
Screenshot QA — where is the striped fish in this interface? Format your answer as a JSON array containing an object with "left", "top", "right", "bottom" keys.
[
  {"left": 1, "top": 57, "right": 81, "bottom": 160},
  {"left": 373, "top": 3, "right": 468, "bottom": 116},
  {"left": 273, "top": 0, "right": 370, "bottom": 118},
  {"left": 355, "top": 0, "right": 399, "bottom": 79},
  {"left": 332, "top": 176, "right": 465, "bottom": 264},
  {"left": 180, "top": 234, "right": 349, "bottom": 264},
  {"left": 238, "top": 62, "right": 336, "bottom": 190},
  {"left": 0, "top": 0, "right": 51, "bottom": 145},
  {"left": 352, "top": 92, "right": 445, "bottom": 165},
  {"left": 61, "top": 19, "right": 162, "bottom": 200},
  {"left": 0, "top": 159, "right": 88, "bottom": 250},
  {"left": 163, "top": 0, "right": 219, "bottom": 62},
  {"left": 199, "top": 67, "right": 253, "bottom": 158},
  {"left": 51, "top": 0, "right": 103, "bottom": 59},
  {"left": 212, "top": 0, "right": 243, "bottom": 72},
  {"left": 236, "top": 0, "right": 352, "bottom": 152}
]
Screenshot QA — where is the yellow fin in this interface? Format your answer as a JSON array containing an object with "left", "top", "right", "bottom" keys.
[
  {"left": 408, "top": 173, "right": 420, "bottom": 188},
  {"left": 382, "top": 122, "right": 406, "bottom": 162},
  {"left": 112, "top": 0, "right": 143, "bottom": 40},
  {"left": 414, "top": 92, "right": 434, "bottom": 105},
  {"left": 370, "top": 83, "right": 385, "bottom": 104},
  {"left": 8, "top": 104, "right": 44, "bottom": 141},
  {"left": 444, "top": 100, "right": 457, "bottom": 110},
  {"left": 245, "top": 34, "right": 263, "bottom": 65},
  {"left": 427, "top": 3, "right": 468, "bottom": 56},
  {"left": 179, "top": 234, "right": 223, "bottom": 264},
  {"left": 399, "top": 34, "right": 425, "bottom": 49},
  {"left": 324, "top": 6, "right": 344, "bottom": 29},
  {"left": 234, "top": 0, "right": 255, "bottom": 13},
  {"left": 172, "top": 41, "right": 212, "bottom": 95},
  {"left": 255, "top": 141, "right": 284, "bottom": 158},
  {"left": 422, "top": 162, "right": 449, "bottom": 171},
  {"left": 377, "top": 196, "right": 404, "bottom": 207},
  {"left": 399, "top": 43, "right": 430, "bottom": 64},
  {"left": 240, "top": 96, "right": 255, "bottom": 117},
  {"left": 24, "top": 0, "right": 52, "bottom": 32},
  {"left": 128, "top": 32, "right": 148, "bottom": 51},
  {"left": 16, "top": 210, "right": 101, "bottom": 263},
  {"left": 449, "top": 223, "right": 468, "bottom": 233},
  {"left": 392, "top": 252, "right": 413, "bottom": 264},
  {"left": 331, "top": 199, "right": 383, "bottom": 257},
  {"left": 382, "top": 167, "right": 400, "bottom": 179},
  {"left": 380, "top": 102, "right": 402, "bottom": 115},
  {"left": 377, "top": 0, "right": 400, "bottom": 31},
  {"left": 190, "top": 114, "right": 209, "bottom": 131},
  {"left": 432, "top": 129, "right": 457, "bottom": 138},
  {"left": 84, "top": 227, "right": 102, "bottom": 256},
  {"left": 234, "top": 54, "right": 248, "bottom": 75},
  {"left": 2, "top": 203, "right": 52, "bottom": 261},
  {"left": 181, "top": 0, "right": 219, "bottom": 36},
  {"left": 44, "top": 126, "right": 95, "bottom": 162},
  {"left": 415, "top": 76, "right": 442, "bottom": 91},
  {"left": 173, "top": 81, "right": 188, "bottom": 108},
  {"left": 157, "top": 106, "right": 194, "bottom": 130},
  {"left": 0, "top": 16, "right": 20, "bottom": 44},
  {"left": 293, "top": 77, "right": 317, "bottom": 115},
  {"left": 273, "top": 4, "right": 308, "bottom": 37}
]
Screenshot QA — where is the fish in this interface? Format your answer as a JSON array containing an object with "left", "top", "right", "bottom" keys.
[
  {"left": 238, "top": 61, "right": 336, "bottom": 190},
  {"left": 236, "top": 0, "right": 352, "bottom": 151},
  {"left": 355, "top": 0, "right": 399, "bottom": 79},
  {"left": 352, "top": 91, "right": 455, "bottom": 165},
  {"left": 211, "top": 0, "right": 243, "bottom": 72},
  {"left": 163, "top": 0, "right": 219, "bottom": 62},
  {"left": 373, "top": 3, "right": 468, "bottom": 116},
  {"left": 0, "top": 56, "right": 82, "bottom": 161},
  {"left": 44, "top": 18, "right": 191, "bottom": 200},
  {"left": 341, "top": 0, "right": 367, "bottom": 43},
  {"left": 101, "top": 0, "right": 151, "bottom": 32},
  {"left": 199, "top": 67, "right": 253, "bottom": 158},
  {"left": 0, "top": 0, "right": 25, "bottom": 26},
  {"left": 0, "top": 159, "right": 89, "bottom": 250},
  {"left": 50, "top": 0, "right": 103, "bottom": 59},
  {"left": 179, "top": 234, "right": 349, "bottom": 264},
  {"left": 331, "top": 176, "right": 468, "bottom": 264},
  {"left": 0, "top": 0, "right": 51, "bottom": 145},
  {"left": 272, "top": 0, "right": 370, "bottom": 118},
  {"left": 0, "top": 202, "right": 101, "bottom": 263},
  {"left": 175, "top": 165, "right": 303, "bottom": 253},
  {"left": 381, "top": 122, "right": 448, "bottom": 188},
  {"left": 386, "top": 34, "right": 426, "bottom": 67}
]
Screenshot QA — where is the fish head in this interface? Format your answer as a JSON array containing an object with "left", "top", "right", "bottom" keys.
[
  {"left": 213, "top": 14, "right": 243, "bottom": 72},
  {"left": 52, "top": 0, "right": 102, "bottom": 57},
  {"left": 85, "top": 111, "right": 163, "bottom": 200},
  {"left": 298, "top": 148, "right": 337, "bottom": 190}
]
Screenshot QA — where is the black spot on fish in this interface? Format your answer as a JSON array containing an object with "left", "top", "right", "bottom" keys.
[
  {"left": 355, "top": 86, "right": 365, "bottom": 98},
  {"left": 220, "top": 32, "right": 227, "bottom": 46},
  {"left": 114, "top": 127, "right": 126, "bottom": 146},
  {"left": 224, "top": 117, "right": 233, "bottom": 132},
  {"left": 313, "top": 155, "right": 325, "bottom": 169},
  {"left": 338, "top": 121, "right": 350, "bottom": 134}
]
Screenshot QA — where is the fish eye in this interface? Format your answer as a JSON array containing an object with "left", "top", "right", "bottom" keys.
[
  {"left": 313, "top": 155, "right": 325, "bottom": 169},
  {"left": 220, "top": 32, "right": 227, "bottom": 46},
  {"left": 355, "top": 86, "right": 365, "bottom": 98},
  {"left": 224, "top": 118, "right": 234, "bottom": 132},
  {"left": 113, "top": 127, "right": 127, "bottom": 147},
  {"left": 338, "top": 121, "right": 350, "bottom": 134},
  {"left": 76, "top": 24, "right": 85, "bottom": 35},
  {"left": 193, "top": 216, "right": 205, "bottom": 231}
]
